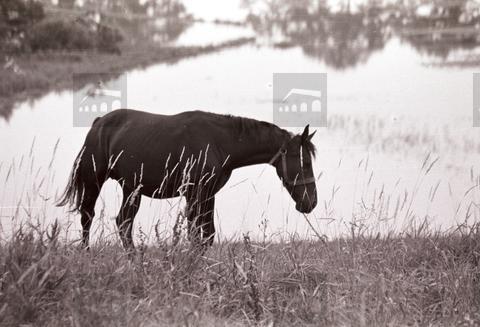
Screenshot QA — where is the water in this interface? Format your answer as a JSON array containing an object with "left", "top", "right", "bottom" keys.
[
  {"left": 181, "top": 0, "right": 249, "bottom": 22},
  {"left": 2, "top": 0, "right": 480, "bottom": 243},
  {"left": 171, "top": 22, "right": 255, "bottom": 46}
]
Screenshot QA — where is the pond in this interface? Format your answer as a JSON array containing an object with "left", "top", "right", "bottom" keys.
[{"left": 1, "top": 0, "right": 480, "bottom": 243}]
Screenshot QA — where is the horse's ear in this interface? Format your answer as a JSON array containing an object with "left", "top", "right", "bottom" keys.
[
  {"left": 301, "top": 125, "right": 310, "bottom": 141},
  {"left": 307, "top": 130, "right": 316, "bottom": 141}
]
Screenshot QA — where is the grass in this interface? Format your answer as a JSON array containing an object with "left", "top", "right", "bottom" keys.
[{"left": 0, "top": 220, "right": 479, "bottom": 326}]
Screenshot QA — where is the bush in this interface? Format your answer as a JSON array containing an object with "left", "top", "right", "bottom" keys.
[
  {"left": 0, "top": 1, "right": 122, "bottom": 54},
  {"left": 29, "top": 18, "right": 95, "bottom": 52},
  {"left": 0, "top": 0, "right": 45, "bottom": 52},
  {"left": 0, "top": 0, "right": 45, "bottom": 27},
  {"left": 28, "top": 17, "right": 123, "bottom": 53},
  {"left": 96, "top": 23, "right": 123, "bottom": 54}
]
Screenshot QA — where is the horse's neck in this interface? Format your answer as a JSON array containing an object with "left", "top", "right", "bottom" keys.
[{"left": 227, "top": 121, "right": 288, "bottom": 170}]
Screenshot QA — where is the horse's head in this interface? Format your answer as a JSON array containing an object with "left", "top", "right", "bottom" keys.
[{"left": 271, "top": 125, "right": 318, "bottom": 213}]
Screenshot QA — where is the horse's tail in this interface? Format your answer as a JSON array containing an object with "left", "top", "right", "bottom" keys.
[{"left": 56, "top": 146, "right": 86, "bottom": 212}]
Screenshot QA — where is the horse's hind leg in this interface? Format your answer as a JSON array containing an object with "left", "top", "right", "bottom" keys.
[
  {"left": 79, "top": 185, "right": 101, "bottom": 248},
  {"left": 78, "top": 157, "right": 106, "bottom": 249},
  {"left": 116, "top": 188, "right": 141, "bottom": 251}
]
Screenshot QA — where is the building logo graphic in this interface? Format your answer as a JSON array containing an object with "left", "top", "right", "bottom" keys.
[
  {"left": 273, "top": 73, "right": 327, "bottom": 127},
  {"left": 73, "top": 73, "right": 127, "bottom": 127},
  {"left": 474, "top": 73, "right": 480, "bottom": 127}
]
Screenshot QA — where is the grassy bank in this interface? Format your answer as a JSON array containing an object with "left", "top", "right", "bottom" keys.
[
  {"left": 1, "top": 223, "right": 479, "bottom": 326},
  {"left": 0, "top": 37, "right": 254, "bottom": 120}
]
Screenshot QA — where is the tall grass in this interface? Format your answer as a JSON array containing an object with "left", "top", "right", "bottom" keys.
[{"left": 0, "top": 219, "right": 479, "bottom": 326}]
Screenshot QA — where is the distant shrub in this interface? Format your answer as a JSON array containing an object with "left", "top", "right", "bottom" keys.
[
  {"left": 29, "top": 18, "right": 95, "bottom": 51},
  {"left": 96, "top": 23, "right": 123, "bottom": 54},
  {"left": 28, "top": 17, "right": 123, "bottom": 53},
  {"left": 0, "top": 0, "right": 45, "bottom": 52},
  {"left": 0, "top": 0, "right": 45, "bottom": 27}
]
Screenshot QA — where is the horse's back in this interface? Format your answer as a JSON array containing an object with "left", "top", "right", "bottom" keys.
[
  {"left": 97, "top": 108, "right": 212, "bottom": 124},
  {"left": 94, "top": 109, "right": 216, "bottom": 133},
  {"left": 96, "top": 109, "right": 224, "bottom": 144},
  {"left": 94, "top": 108, "right": 164, "bottom": 128}
]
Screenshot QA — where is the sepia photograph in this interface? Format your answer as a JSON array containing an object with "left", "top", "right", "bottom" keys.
[{"left": 1, "top": 0, "right": 480, "bottom": 325}]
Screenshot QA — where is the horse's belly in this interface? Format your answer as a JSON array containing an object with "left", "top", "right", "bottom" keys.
[{"left": 140, "top": 183, "right": 181, "bottom": 199}]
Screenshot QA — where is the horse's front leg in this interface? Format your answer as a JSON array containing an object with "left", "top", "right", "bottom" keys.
[
  {"left": 200, "top": 196, "right": 215, "bottom": 247},
  {"left": 186, "top": 195, "right": 215, "bottom": 247}
]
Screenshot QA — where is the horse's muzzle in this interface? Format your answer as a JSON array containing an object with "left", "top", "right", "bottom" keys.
[{"left": 296, "top": 199, "right": 317, "bottom": 214}]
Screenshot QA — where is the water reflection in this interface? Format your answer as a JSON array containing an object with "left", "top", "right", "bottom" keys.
[
  {"left": 3, "top": 0, "right": 480, "bottom": 121},
  {"left": 399, "top": 2, "right": 480, "bottom": 60},
  {"left": 242, "top": 0, "right": 480, "bottom": 69},
  {"left": 48, "top": 0, "right": 480, "bottom": 65}
]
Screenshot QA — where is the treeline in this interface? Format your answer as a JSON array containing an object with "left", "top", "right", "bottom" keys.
[{"left": 0, "top": 0, "right": 123, "bottom": 55}]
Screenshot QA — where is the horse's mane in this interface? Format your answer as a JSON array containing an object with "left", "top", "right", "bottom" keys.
[
  {"left": 225, "top": 114, "right": 277, "bottom": 135},
  {"left": 223, "top": 114, "right": 317, "bottom": 158}
]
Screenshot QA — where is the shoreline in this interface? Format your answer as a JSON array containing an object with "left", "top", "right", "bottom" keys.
[{"left": 0, "top": 36, "right": 255, "bottom": 121}]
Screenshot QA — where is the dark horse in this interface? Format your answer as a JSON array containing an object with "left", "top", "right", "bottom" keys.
[{"left": 58, "top": 109, "right": 317, "bottom": 250}]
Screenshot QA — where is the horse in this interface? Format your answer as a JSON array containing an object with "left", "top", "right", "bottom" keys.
[{"left": 57, "top": 109, "right": 318, "bottom": 250}]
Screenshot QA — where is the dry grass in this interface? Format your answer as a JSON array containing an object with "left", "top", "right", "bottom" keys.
[{"left": 0, "top": 221, "right": 479, "bottom": 326}]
